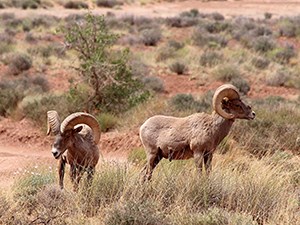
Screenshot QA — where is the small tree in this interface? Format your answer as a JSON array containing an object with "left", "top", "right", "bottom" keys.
[{"left": 61, "top": 13, "right": 148, "bottom": 113}]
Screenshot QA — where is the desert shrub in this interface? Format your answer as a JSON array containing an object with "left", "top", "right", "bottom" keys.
[
  {"left": 213, "top": 64, "right": 241, "bottom": 82},
  {"left": 165, "top": 16, "right": 198, "bottom": 28},
  {"left": 140, "top": 28, "right": 162, "bottom": 46},
  {"left": 169, "top": 61, "right": 188, "bottom": 75},
  {"left": 96, "top": 0, "right": 123, "bottom": 8},
  {"left": 31, "top": 15, "right": 59, "bottom": 28},
  {"left": 250, "top": 26, "right": 272, "bottom": 37},
  {"left": 251, "top": 56, "right": 270, "bottom": 69},
  {"left": 141, "top": 76, "right": 165, "bottom": 93},
  {"left": 64, "top": 1, "right": 88, "bottom": 9},
  {"left": 232, "top": 97, "right": 300, "bottom": 156},
  {"left": 264, "top": 12, "right": 273, "bottom": 19},
  {"left": 12, "top": 167, "right": 55, "bottom": 214},
  {"left": 252, "top": 36, "right": 275, "bottom": 53},
  {"left": 170, "top": 92, "right": 211, "bottom": 113},
  {"left": 21, "top": 0, "right": 40, "bottom": 9},
  {"left": 192, "top": 27, "right": 227, "bottom": 48},
  {"left": 269, "top": 45, "right": 296, "bottom": 64},
  {"left": 8, "top": 53, "right": 32, "bottom": 75},
  {"left": 25, "top": 32, "right": 37, "bottom": 43},
  {"left": 179, "top": 8, "right": 200, "bottom": 18},
  {"left": 204, "top": 21, "right": 231, "bottom": 33},
  {"left": 167, "top": 40, "right": 184, "bottom": 50},
  {"left": 96, "top": 113, "right": 119, "bottom": 132},
  {"left": 209, "top": 12, "right": 225, "bottom": 21},
  {"left": 0, "top": 79, "right": 27, "bottom": 116},
  {"left": 127, "top": 147, "right": 147, "bottom": 165},
  {"left": 265, "top": 69, "right": 290, "bottom": 87},
  {"left": 156, "top": 45, "right": 177, "bottom": 62},
  {"left": 231, "top": 77, "right": 250, "bottom": 95},
  {"left": 31, "top": 75, "right": 50, "bottom": 92},
  {"left": 278, "top": 19, "right": 297, "bottom": 37},
  {"left": 200, "top": 51, "right": 223, "bottom": 67},
  {"left": 105, "top": 199, "right": 166, "bottom": 225}
]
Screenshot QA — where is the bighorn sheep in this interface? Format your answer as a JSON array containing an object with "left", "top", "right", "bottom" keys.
[
  {"left": 139, "top": 84, "right": 255, "bottom": 181},
  {"left": 47, "top": 111, "right": 101, "bottom": 190}
]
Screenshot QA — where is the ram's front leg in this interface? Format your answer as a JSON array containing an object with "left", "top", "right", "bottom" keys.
[
  {"left": 58, "top": 155, "right": 67, "bottom": 189},
  {"left": 86, "top": 167, "right": 95, "bottom": 187}
]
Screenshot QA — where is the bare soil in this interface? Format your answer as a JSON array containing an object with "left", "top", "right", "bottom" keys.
[{"left": 1, "top": 0, "right": 300, "bottom": 189}]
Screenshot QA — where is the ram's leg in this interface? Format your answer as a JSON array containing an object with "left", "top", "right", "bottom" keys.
[
  {"left": 143, "top": 148, "right": 163, "bottom": 181},
  {"left": 69, "top": 164, "right": 76, "bottom": 186},
  {"left": 203, "top": 151, "right": 213, "bottom": 173},
  {"left": 194, "top": 152, "right": 204, "bottom": 174},
  {"left": 86, "top": 167, "right": 95, "bottom": 187},
  {"left": 73, "top": 167, "right": 84, "bottom": 192},
  {"left": 58, "top": 156, "right": 66, "bottom": 189}
]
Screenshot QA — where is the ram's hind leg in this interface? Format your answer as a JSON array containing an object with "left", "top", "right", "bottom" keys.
[
  {"left": 203, "top": 151, "right": 213, "bottom": 173},
  {"left": 143, "top": 148, "right": 163, "bottom": 181}
]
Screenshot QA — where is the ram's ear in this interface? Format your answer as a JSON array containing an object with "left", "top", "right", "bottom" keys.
[{"left": 73, "top": 126, "right": 83, "bottom": 133}]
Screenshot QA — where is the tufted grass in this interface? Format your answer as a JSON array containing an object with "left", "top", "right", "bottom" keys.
[{"left": 0, "top": 149, "right": 299, "bottom": 224}]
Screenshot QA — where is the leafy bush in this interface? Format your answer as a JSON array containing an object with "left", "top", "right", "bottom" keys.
[
  {"left": 169, "top": 62, "right": 188, "bottom": 75},
  {"left": 64, "top": 1, "right": 88, "bottom": 9},
  {"left": 61, "top": 13, "right": 149, "bottom": 114},
  {"left": 200, "top": 51, "right": 223, "bottom": 67}
]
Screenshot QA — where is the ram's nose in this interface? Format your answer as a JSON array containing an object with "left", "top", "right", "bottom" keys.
[
  {"left": 250, "top": 111, "right": 256, "bottom": 119},
  {"left": 51, "top": 147, "right": 60, "bottom": 159}
]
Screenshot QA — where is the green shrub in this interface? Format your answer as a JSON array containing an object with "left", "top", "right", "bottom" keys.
[
  {"left": 167, "top": 40, "right": 184, "bottom": 50},
  {"left": 200, "top": 51, "right": 223, "bottom": 67},
  {"left": 269, "top": 46, "right": 296, "bottom": 64},
  {"left": 231, "top": 77, "right": 250, "bottom": 95},
  {"left": 127, "top": 147, "right": 147, "bottom": 165},
  {"left": 253, "top": 36, "right": 275, "bottom": 53},
  {"left": 192, "top": 27, "right": 227, "bottom": 48},
  {"left": 141, "top": 76, "right": 165, "bottom": 93},
  {"left": 265, "top": 69, "right": 290, "bottom": 87},
  {"left": 170, "top": 92, "right": 212, "bottom": 113},
  {"left": 156, "top": 45, "right": 177, "bottom": 62},
  {"left": 96, "top": 0, "right": 123, "bottom": 8},
  {"left": 64, "top": 1, "right": 88, "bottom": 9},
  {"left": 169, "top": 61, "right": 188, "bottom": 75},
  {"left": 213, "top": 64, "right": 241, "bottom": 82},
  {"left": 96, "top": 113, "right": 119, "bottom": 132},
  {"left": 8, "top": 53, "right": 32, "bottom": 75},
  {"left": 209, "top": 12, "right": 225, "bottom": 21},
  {"left": 251, "top": 56, "right": 270, "bottom": 69}
]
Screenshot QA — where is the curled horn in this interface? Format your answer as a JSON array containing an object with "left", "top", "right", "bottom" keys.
[
  {"left": 47, "top": 111, "right": 61, "bottom": 136},
  {"left": 60, "top": 112, "right": 101, "bottom": 144},
  {"left": 212, "top": 84, "right": 240, "bottom": 119}
]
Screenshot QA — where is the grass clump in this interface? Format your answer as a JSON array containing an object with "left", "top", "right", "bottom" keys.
[
  {"left": 127, "top": 147, "right": 147, "bottom": 165},
  {"left": 64, "top": 1, "right": 89, "bottom": 9},
  {"left": 141, "top": 76, "right": 165, "bottom": 93},
  {"left": 140, "top": 28, "right": 162, "bottom": 46},
  {"left": 200, "top": 51, "right": 223, "bottom": 67},
  {"left": 251, "top": 56, "right": 270, "bottom": 69},
  {"left": 96, "top": 0, "right": 123, "bottom": 8},
  {"left": 265, "top": 69, "right": 291, "bottom": 87},
  {"left": 169, "top": 61, "right": 188, "bottom": 75},
  {"left": 96, "top": 112, "right": 119, "bottom": 132},
  {"left": 8, "top": 53, "right": 32, "bottom": 75},
  {"left": 213, "top": 64, "right": 241, "bottom": 82}
]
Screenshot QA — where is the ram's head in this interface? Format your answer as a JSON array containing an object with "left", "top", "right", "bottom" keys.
[
  {"left": 213, "top": 84, "right": 255, "bottom": 120},
  {"left": 47, "top": 111, "right": 101, "bottom": 159}
]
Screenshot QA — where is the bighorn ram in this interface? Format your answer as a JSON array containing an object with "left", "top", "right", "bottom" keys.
[
  {"left": 47, "top": 111, "right": 101, "bottom": 190},
  {"left": 139, "top": 84, "right": 255, "bottom": 180}
]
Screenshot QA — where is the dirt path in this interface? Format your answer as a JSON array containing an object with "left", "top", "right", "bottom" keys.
[{"left": 1, "top": 0, "right": 300, "bottom": 19}]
